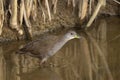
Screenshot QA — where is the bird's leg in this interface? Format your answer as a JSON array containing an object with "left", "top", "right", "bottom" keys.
[{"left": 40, "top": 57, "right": 48, "bottom": 65}]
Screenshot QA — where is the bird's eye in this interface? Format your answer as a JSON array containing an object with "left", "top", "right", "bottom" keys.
[{"left": 71, "top": 33, "right": 73, "bottom": 35}]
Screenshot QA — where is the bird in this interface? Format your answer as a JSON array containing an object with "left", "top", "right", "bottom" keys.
[{"left": 17, "top": 30, "right": 80, "bottom": 65}]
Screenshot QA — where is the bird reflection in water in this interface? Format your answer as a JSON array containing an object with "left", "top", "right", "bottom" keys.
[
  {"left": 1, "top": 17, "right": 119, "bottom": 80},
  {"left": 17, "top": 30, "right": 80, "bottom": 65}
]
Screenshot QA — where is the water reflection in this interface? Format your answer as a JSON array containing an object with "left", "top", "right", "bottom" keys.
[
  {"left": 0, "top": 17, "right": 120, "bottom": 80},
  {"left": 20, "top": 68, "right": 62, "bottom": 80},
  {"left": 0, "top": 47, "right": 6, "bottom": 80}
]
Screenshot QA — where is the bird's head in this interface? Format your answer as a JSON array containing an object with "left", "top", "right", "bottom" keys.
[{"left": 65, "top": 30, "right": 80, "bottom": 40}]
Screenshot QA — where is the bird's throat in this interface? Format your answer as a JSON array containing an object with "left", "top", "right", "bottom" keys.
[{"left": 48, "top": 36, "right": 69, "bottom": 56}]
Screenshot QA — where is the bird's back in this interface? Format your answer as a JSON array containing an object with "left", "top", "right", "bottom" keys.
[{"left": 18, "top": 34, "right": 61, "bottom": 59}]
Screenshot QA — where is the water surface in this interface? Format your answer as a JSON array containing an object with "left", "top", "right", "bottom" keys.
[{"left": 0, "top": 17, "right": 120, "bottom": 80}]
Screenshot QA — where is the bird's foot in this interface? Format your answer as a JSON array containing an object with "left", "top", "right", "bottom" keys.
[{"left": 39, "top": 58, "right": 48, "bottom": 67}]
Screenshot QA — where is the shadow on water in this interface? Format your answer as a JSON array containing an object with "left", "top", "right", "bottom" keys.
[{"left": 0, "top": 17, "right": 120, "bottom": 80}]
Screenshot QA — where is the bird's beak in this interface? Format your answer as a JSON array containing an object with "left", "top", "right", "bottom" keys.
[{"left": 75, "top": 34, "right": 80, "bottom": 38}]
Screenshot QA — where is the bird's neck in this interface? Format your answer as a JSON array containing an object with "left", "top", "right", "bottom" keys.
[{"left": 48, "top": 36, "right": 69, "bottom": 56}]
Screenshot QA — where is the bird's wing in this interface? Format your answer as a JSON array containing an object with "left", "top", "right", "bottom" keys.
[{"left": 19, "top": 35, "right": 59, "bottom": 58}]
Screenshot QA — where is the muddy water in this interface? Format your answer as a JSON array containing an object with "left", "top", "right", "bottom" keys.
[{"left": 0, "top": 17, "right": 120, "bottom": 80}]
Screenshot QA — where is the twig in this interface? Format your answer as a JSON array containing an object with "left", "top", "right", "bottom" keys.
[
  {"left": 108, "top": 34, "right": 120, "bottom": 42},
  {"left": 89, "top": 0, "right": 92, "bottom": 15},
  {"left": 72, "top": 0, "right": 75, "bottom": 7},
  {"left": 67, "top": 0, "right": 71, "bottom": 6},
  {"left": 26, "top": 0, "right": 33, "bottom": 18},
  {"left": 10, "top": 0, "right": 23, "bottom": 35},
  {"left": 20, "top": 0, "right": 24, "bottom": 25},
  {"left": 86, "top": 0, "right": 106, "bottom": 27},
  {"left": 81, "top": 0, "right": 88, "bottom": 20},
  {"left": 78, "top": 0, "right": 82, "bottom": 18},
  {"left": 53, "top": 0, "right": 58, "bottom": 14},
  {"left": 38, "top": 0, "right": 46, "bottom": 23},
  {"left": 113, "top": 0, "right": 120, "bottom": 4},
  {"left": 0, "top": 0, "right": 4, "bottom": 35},
  {"left": 87, "top": 3, "right": 101, "bottom": 27},
  {"left": 45, "top": 0, "right": 51, "bottom": 21}
]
